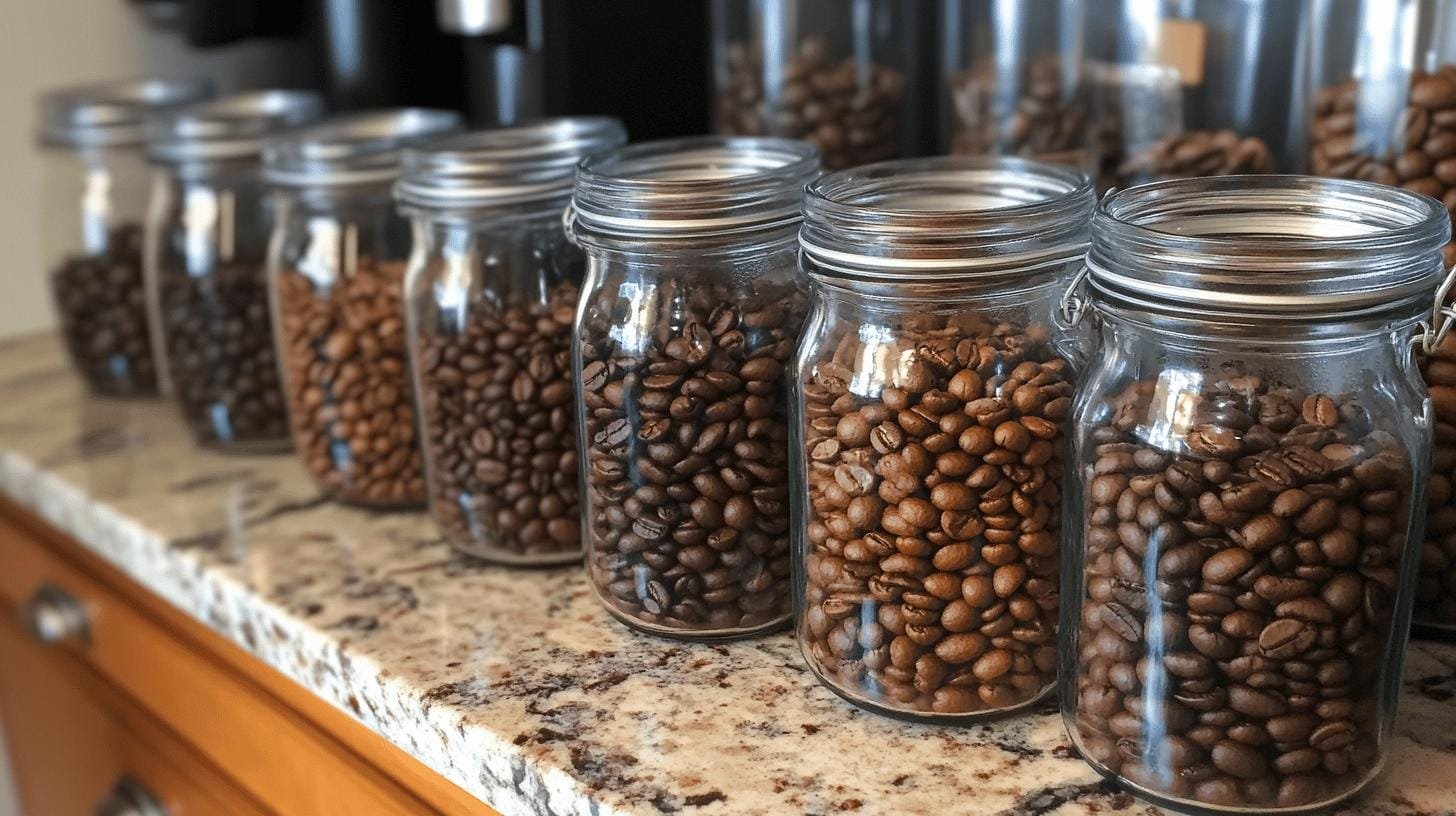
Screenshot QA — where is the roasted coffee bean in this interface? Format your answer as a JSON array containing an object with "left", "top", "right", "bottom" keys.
[
  {"left": 416, "top": 281, "right": 581, "bottom": 562},
  {"left": 582, "top": 280, "right": 803, "bottom": 634},
  {"left": 1073, "top": 375, "right": 1410, "bottom": 808},
  {"left": 1106, "top": 129, "right": 1274, "bottom": 189},
  {"left": 1417, "top": 332, "right": 1456, "bottom": 628},
  {"left": 50, "top": 223, "right": 158, "bottom": 395},
  {"left": 716, "top": 36, "right": 904, "bottom": 170},
  {"left": 156, "top": 261, "right": 288, "bottom": 449},
  {"left": 801, "top": 316, "right": 1070, "bottom": 716},
  {"left": 950, "top": 55, "right": 1087, "bottom": 162},
  {"left": 276, "top": 258, "right": 425, "bottom": 507}
]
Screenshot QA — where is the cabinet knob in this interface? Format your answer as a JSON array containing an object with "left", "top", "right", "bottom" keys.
[
  {"left": 22, "top": 583, "right": 90, "bottom": 644},
  {"left": 94, "top": 777, "right": 168, "bottom": 816}
]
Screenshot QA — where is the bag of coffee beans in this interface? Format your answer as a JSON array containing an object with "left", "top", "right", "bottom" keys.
[{"left": 795, "top": 156, "right": 1093, "bottom": 720}]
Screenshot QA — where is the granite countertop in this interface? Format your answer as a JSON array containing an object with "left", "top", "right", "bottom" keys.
[{"left": 2, "top": 332, "right": 1454, "bottom": 816}]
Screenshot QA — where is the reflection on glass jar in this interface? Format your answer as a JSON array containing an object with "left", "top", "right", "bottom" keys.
[
  {"left": 1062, "top": 176, "right": 1447, "bottom": 811},
  {"left": 792, "top": 157, "right": 1092, "bottom": 720},
  {"left": 37, "top": 79, "right": 214, "bottom": 396},
  {"left": 571, "top": 136, "right": 819, "bottom": 639},
  {"left": 146, "top": 91, "right": 324, "bottom": 451},
  {"left": 398, "top": 118, "right": 627, "bottom": 564},
  {"left": 265, "top": 110, "right": 463, "bottom": 508}
]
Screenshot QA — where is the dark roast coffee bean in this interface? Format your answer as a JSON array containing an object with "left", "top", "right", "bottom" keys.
[
  {"left": 950, "top": 55, "right": 1086, "bottom": 162},
  {"left": 276, "top": 258, "right": 425, "bottom": 507},
  {"left": 50, "top": 223, "right": 158, "bottom": 395},
  {"left": 1074, "top": 375, "right": 1409, "bottom": 808},
  {"left": 1106, "top": 129, "right": 1274, "bottom": 189},
  {"left": 1416, "top": 335, "right": 1456, "bottom": 628}
]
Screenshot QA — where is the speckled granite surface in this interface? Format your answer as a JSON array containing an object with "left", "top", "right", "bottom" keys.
[{"left": 2, "top": 332, "right": 1455, "bottom": 816}]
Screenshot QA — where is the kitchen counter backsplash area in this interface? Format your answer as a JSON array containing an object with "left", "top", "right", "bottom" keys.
[{"left": 2, "top": 331, "right": 1455, "bottom": 816}]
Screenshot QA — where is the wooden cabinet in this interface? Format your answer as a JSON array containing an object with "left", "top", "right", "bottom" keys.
[{"left": 0, "top": 498, "right": 497, "bottom": 816}]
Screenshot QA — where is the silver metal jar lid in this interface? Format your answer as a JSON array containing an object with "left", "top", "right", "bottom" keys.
[
  {"left": 800, "top": 156, "right": 1094, "bottom": 281},
  {"left": 262, "top": 109, "right": 465, "bottom": 188},
  {"left": 38, "top": 78, "right": 214, "bottom": 149},
  {"left": 395, "top": 117, "right": 627, "bottom": 210},
  {"left": 570, "top": 136, "right": 820, "bottom": 240},
  {"left": 1074, "top": 176, "right": 1451, "bottom": 326},
  {"left": 148, "top": 90, "right": 325, "bottom": 163}
]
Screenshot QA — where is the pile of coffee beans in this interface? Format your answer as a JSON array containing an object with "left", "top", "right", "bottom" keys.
[
  {"left": 716, "top": 37, "right": 904, "bottom": 170},
  {"left": 49, "top": 223, "right": 158, "bottom": 395},
  {"left": 1072, "top": 375, "right": 1410, "bottom": 808},
  {"left": 1418, "top": 337, "right": 1456, "bottom": 629},
  {"left": 1105, "top": 129, "right": 1274, "bottom": 189},
  {"left": 415, "top": 282, "right": 581, "bottom": 563},
  {"left": 799, "top": 317, "right": 1070, "bottom": 716},
  {"left": 1312, "top": 65, "right": 1456, "bottom": 266},
  {"left": 949, "top": 55, "right": 1086, "bottom": 161},
  {"left": 156, "top": 262, "right": 288, "bottom": 450},
  {"left": 275, "top": 258, "right": 425, "bottom": 507},
  {"left": 579, "top": 279, "right": 804, "bottom": 635}
]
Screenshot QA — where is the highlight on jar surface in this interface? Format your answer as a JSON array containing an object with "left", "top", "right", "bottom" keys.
[
  {"left": 1085, "top": 0, "right": 1301, "bottom": 190},
  {"left": 37, "top": 78, "right": 214, "bottom": 396},
  {"left": 793, "top": 156, "right": 1093, "bottom": 720},
  {"left": 710, "top": 0, "right": 919, "bottom": 169},
  {"left": 1061, "top": 175, "right": 1450, "bottom": 812},
  {"left": 396, "top": 118, "right": 627, "bottom": 565},
  {"left": 570, "top": 136, "right": 820, "bottom": 639},
  {"left": 264, "top": 109, "right": 464, "bottom": 508},
  {"left": 145, "top": 90, "right": 324, "bottom": 452},
  {"left": 939, "top": 0, "right": 1088, "bottom": 166}
]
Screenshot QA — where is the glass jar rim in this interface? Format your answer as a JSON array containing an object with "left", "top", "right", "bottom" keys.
[
  {"left": 800, "top": 156, "right": 1094, "bottom": 281},
  {"left": 148, "top": 90, "right": 324, "bottom": 164},
  {"left": 570, "top": 135, "right": 820, "bottom": 242},
  {"left": 38, "top": 78, "right": 214, "bottom": 149},
  {"left": 263, "top": 109, "right": 464, "bottom": 188},
  {"left": 395, "top": 117, "right": 626, "bottom": 211},
  {"left": 1087, "top": 175, "right": 1451, "bottom": 322}
]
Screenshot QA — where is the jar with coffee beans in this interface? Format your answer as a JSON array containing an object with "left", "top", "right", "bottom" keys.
[
  {"left": 1062, "top": 175, "right": 1450, "bottom": 812},
  {"left": 793, "top": 157, "right": 1093, "bottom": 721},
  {"left": 145, "top": 91, "right": 324, "bottom": 452},
  {"left": 570, "top": 136, "right": 820, "bottom": 639},
  {"left": 710, "top": 0, "right": 920, "bottom": 170},
  {"left": 397, "top": 118, "right": 627, "bottom": 564},
  {"left": 940, "top": 0, "right": 1089, "bottom": 167},
  {"left": 265, "top": 109, "right": 463, "bottom": 508},
  {"left": 1084, "top": 0, "right": 1302, "bottom": 191},
  {"left": 1308, "top": 1, "right": 1456, "bottom": 637},
  {"left": 37, "top": 78, "right": 214, "bottom": 396}
]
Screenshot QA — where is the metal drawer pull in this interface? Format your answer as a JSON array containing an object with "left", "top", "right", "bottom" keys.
[
  {"left": 94, "top": 776, "right": 168, "bottom": 816},
  {"left": 22, "top": 583, "right": 90, "bottom": 644}
]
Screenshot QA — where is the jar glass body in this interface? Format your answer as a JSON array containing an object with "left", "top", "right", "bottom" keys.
[
  {"left": 793, "top": 272, "right": 1076, "bottom": 721},
  {"left": 146, "top": 159, "right": 289, "bottom": 451},
  {"left": 269, "top": 185, "right": 425, "bottom": 508},
  {"left": 576, "top": 236, "right": 805, "bottom": 639},
  {"left": 404, "top": 206, "right": 583, "bottom": 564},
  {"left": 710, "top": 0, "right": 918, "bottom": 169},
  {"left": 939, "top": 0, "right": 1089, "bottom": 166},
  {"left": 42, "top": 144, "right": 158, "bottom": 395},
  {"left": 1063, "top": 313, "right": 1427, "bottom": 811},
  {"left": 1086, "top": 0, "right": 1306, "bottom": 190}
]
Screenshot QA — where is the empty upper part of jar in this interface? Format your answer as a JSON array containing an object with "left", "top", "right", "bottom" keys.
[
  {"left": 799, "top": 156, "right": 1094, "bottom": 290},
  {"left": 396, "top": 116, "right": 627, "bottom": 217},
  {"left": 263, "top": 109, "right": 466, "bottom": 190},
  {"left": 570, "top": 135, "right": 820, "bottom": 249},
  {"left": 1085, "top": 175, "right": 1451, "bottom": 332}
]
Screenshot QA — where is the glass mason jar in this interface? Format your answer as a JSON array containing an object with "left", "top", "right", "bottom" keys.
[
  {"left": 1061, "top": 176, "right": 1448, "bottom": 812},
  {"left": 792, "top": 157, "right": 1093, "bottom": 720},
  {"left": 940, "top": 0, "right": 1090, "bottom": 167},
  {"left": 710, "top": 0, "right": 919, "bottom": 170},
  {"left": 145, "top": 91, "right": 324, "bottom": 452},
  {"left": 571, "top": 136, "right": 820, "bottom": 639},
  {"left": 1086, "top": 0, "right": 1307, "bottom": 191},
  {"left": 397, "top": 118, "right": 627, "bottom": 564},
  {"left": 37, "top": 79, "right": 213, "bottom": 396},
  {"left": 265, "top": 109, "right": 463, "bottom": 507}
]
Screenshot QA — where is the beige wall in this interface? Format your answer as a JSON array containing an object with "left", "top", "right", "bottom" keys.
[{"left": 0, "top": 0, "right": 312, "bottom": 341}]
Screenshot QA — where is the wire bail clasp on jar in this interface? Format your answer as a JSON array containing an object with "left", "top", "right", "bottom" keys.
[
  {"left": 1056, "top": 260, "right": 1092, "bottom": 329},
  {"left": 1422, "top": 259, "right": 1456, "bottom": 354}
]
